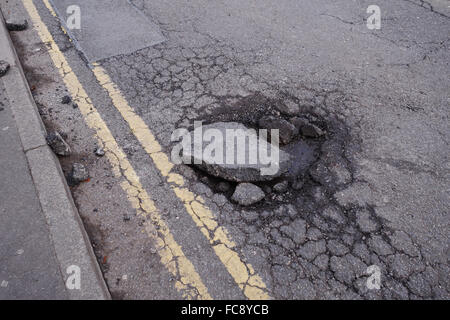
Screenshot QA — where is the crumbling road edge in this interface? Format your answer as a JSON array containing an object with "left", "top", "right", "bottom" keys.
[{"left": 0, "top": 9, "right": 110, "bottom": 300}]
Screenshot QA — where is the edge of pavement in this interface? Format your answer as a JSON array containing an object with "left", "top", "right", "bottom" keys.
[{"left": 0, "top": 8, "right": 110, "bottom": 300}]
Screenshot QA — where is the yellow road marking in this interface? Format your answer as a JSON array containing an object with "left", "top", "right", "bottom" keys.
[
  {"left": 25, "top": 0, "right": 211, "bottom": 300},
  {"left": 39, "top": 0, "right": 271, "bottom": 299},
  {"left": 91, "top": 60, "right": 271, "bottom": 299}
]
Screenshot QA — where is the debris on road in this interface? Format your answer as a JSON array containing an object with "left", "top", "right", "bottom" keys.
[
  {"left": 70, "top": 163, "right": 89, "bottom": 184},
  {"left": 95, "top": 147, "right": 105, "bottom": 157},
  {"left": 46, "top": 131, "right": 71, "bottom": 156},
  {"left": 6, "top": 19, "right": 28, "bottom": 31},
  {"left": 61, "top": 95, "right": 72, "bottom": 104},
  {"left": 273, "top": 180, "right": 289, "bottom": 193},
  {"left": 231, "top": 183, "right": 265, "bottom": 206},
  {"left": 0, "top": 60, "right": 10, "bottom": 77},
  {"left": 275, "top": 100, "right": 300, "bottom": 116},
  {"left": 258, "top": 116, "right": 298, "bottom": 145}
]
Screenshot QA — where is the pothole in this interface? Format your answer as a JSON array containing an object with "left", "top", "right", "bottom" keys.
[{"left": 173, "top": 92, "right": 352, "bottom": 210}]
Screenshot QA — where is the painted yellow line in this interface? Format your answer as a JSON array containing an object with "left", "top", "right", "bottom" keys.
[
  {"left": 25, "top": 0, "right": 211, "bottom": 300},
  {"left": 91, "top": 56, "right": 271, "bottom": 299},
  {"left": 40, "top": 0, "right": 271, "bottom": 299}
]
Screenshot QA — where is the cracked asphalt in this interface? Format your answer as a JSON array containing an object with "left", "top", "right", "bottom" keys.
[{"left": 3, "top": 0, "right": 449, "bottom": 299}]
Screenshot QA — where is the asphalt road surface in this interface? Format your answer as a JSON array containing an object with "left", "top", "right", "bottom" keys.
[{"left": 2, "top": 0, "right": 449, "bottom": 299}]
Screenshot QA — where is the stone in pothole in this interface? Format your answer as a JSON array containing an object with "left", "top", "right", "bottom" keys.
[
  {"left": 291, "top": 117, "right": 325, "bottom": 138},
  {"left": 258, "top": 116, "right": 298, "bottom": 145},
  {"left": 177, "top": 122, "right": 291, "bottom": 182},
  {"left": 231, "top": 183, "right": 265, "bottom": 206}
]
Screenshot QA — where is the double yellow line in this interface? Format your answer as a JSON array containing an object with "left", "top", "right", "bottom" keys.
[{"left": 24, "top": 0, "right": 271, "bottom": 300}]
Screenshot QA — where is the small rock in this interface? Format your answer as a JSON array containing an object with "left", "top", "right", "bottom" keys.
[
  {"left": 72, "top": 103, "right": 78, "bottom": 109},
  {"left": 231, "top": 183, "right": 265, "bottom": 206},
  {"left": 276, "top": 100, "right": 300, "bottom": 116},
  {"left": 46, "top": 132, "right": 71, "bottom": 156},
  {"left": 291, "top": 117, "right": 325, "bottom": 138},
  {"left": 258, "top": 116, "right": 297, "bottom": 145},
  {"left": 0, "top": 60, "right": 10, "bottom": 77},
  {"left": 123, "top": 214, "right": 131, "bottom": 221},
  {"left": 216, "top": 181, "right": 231, "bottom": 193},
  {"left": 273, "top": 180, "right": 289, "bottom": 193},
  {"left": 61, "top": 95, "right": 72, "bottom": 104},
  {"left": 70, "top": 163, "right": 89, "bottom": 184},
  {"left": 95, "top": 147, "right": 105, "bottom": 157},
  {"left": 6, "top": 19, "right": 28, "bottom": 31}
]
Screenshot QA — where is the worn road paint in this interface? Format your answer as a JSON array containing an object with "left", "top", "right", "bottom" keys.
[
  {"left": 25, "top": 0, "right": 211, "bottom": 300},
  {"left": 91, "top": 66, "right": 271, "bottom": 300}
]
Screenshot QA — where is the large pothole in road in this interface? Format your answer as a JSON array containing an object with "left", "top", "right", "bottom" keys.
[{"left": 173, "top": 92, "right": 354, "bottom": 210}]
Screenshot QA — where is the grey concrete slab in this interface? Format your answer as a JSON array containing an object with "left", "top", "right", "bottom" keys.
[
  {"left": 0, "top": 81, "right": 68, "bottom": 300},
  {"left": 49, "top": 0, "right": 166, "bottom": 62}
]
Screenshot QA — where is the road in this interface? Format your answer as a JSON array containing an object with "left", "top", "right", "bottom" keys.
[{"left": 1, "top": 0, "right": 449, "bottom": 299}]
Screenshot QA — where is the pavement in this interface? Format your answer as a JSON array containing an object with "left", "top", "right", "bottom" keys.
[
  {"left": 0, "top": 5, "right": 109, "bottom": 299},
  {"left": 0, "top": 0, "right": 449, "bottom": 300}
]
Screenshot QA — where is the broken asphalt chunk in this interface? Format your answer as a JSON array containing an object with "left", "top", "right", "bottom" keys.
[
  {"left": 61, "top": 95, "right": 72, "bottom": 104},
  {"left": 6, "top": 19, "right": 28, "bottom": 31},
  {"left": 231, "top": 183, "right": 266, "bottom": 206},
  {"left": 95, "top": 147, "right": 105, "bottom": 157},
  {"left": 46, "top": 131, "right": 71, "bottom": 156}
]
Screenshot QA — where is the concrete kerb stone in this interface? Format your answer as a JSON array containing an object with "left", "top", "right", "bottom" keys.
[{"left": 0, "top": 9, "right": 110, "bottom": 299}]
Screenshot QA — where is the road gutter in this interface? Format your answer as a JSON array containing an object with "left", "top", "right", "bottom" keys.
[{"left": 0, "top": 8, "right": 110, "bottom": 300}]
